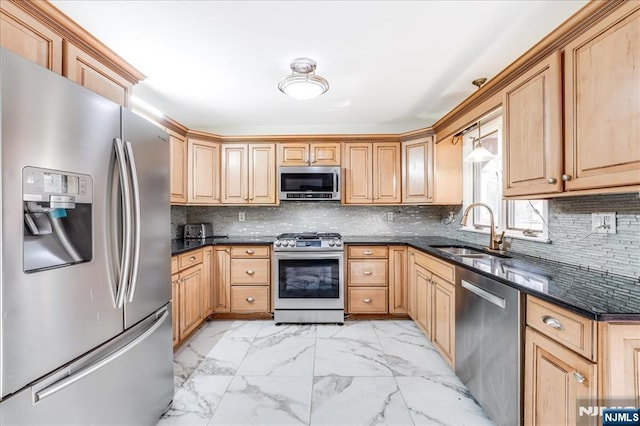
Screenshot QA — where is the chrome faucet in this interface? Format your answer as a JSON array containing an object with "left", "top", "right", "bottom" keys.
[{"left": 460, "top": 203, "right": 506, "bottom": 253}]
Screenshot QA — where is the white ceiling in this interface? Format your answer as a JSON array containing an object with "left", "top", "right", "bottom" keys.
[{"left": 51, "top": 1, "right": 587, "bottom": 135}]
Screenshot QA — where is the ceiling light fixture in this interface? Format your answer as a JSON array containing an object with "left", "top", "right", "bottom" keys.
[
  {"left": 464, "top": 78, "right": 495, "bottom": 163},
  {"left": 278, "top": 58, "right": 329, "bottom": 100}
]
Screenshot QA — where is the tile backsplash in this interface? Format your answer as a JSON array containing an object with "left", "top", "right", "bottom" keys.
[{"left": 172, "top": 193, "right": 640, "bottom": 280}]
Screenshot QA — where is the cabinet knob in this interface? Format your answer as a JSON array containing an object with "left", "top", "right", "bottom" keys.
[
  {"left": 246, "top": 249, "right": 255, "bottom": 254},
  {"left": 189, "top": 256, "right": 196, "bottom": 261},
  {"left": 542, "top": 315, "right": 564, "bottom": 330},
  {"left": 363, "top": 250, "right": 373, "bottom": 255},
  {"left": 546, "top": 177, "right": 557, "bottom": 184},
  {"left": 573, "top": 371, "right": 586, "bottom": 384},
  {"left": 561, "top": 174, "right": 572, "bottom": 182},
  {"left": 246, "top": 269, "right": 255, "bottom": 275},
  {"left": 246, "top": 296, "right": 255, "bottom": 303},
  {"left": 363, "top": 271, "right": 373, "bottom": 276},
  {"left": 363, "top": 298, "right": 372, "bottom": 303}
]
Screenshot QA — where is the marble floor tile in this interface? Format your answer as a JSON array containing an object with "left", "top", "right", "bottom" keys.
[
  {"left": 194, "top": 337, "right": 252, "bottom": 376},
  {"left": 209, "top": 376, "right": 313, "bottom": 425},
  {"left": 195, "top": 320, "right": 237, "bottom": 339},
  {"left": 173, "top": 334, "right": 222, "bottom": 389},
  {"left": 256, "top": 323, "right": 317, "bottom": 339},
  {"left": 237, "top": 336, "right": 315, "bottom": 376},
  {"left": 378, "top": 338, "right": 454, "bottom": 377},
  {"left": 222, "top": 320, "right": 268, "bottom": 339},
  {"left": 315, "top": 320, "right": 379, "bottom": 343},
  {"left": 158, "top": 375, "right": 232, "bottom": 426},
  {"left": 314, "top": 338, "right": 392, "bottom": 377},
  {"left": 396, "top": 376, "right": 495, "bottom": 426},
  {"left": 310, "top": 376, "right": 414, "bottom": 426},
  {"left": 371, "top": 320, "right": 428, "bottom": 345}
]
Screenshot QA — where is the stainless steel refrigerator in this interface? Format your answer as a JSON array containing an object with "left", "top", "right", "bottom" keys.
[{"left": 0, "top": 49, "right": 173, "bottom": 425}]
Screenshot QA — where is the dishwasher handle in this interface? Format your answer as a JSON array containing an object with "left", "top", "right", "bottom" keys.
[{"left": 461, "top": 279, "right": 506, "bottom": 309}]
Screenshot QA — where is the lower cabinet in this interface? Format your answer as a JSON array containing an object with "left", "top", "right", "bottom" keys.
[
  {"left": 348, "top": 287, "right": 388, "bottom": 313},
  {"left": 171, "top": 272, "right": 179, "bottom": 347},
  {"left": 179, "top": 264, "right": 204, "bottom": 339},
  {"left": 346, "top": 245, "right": 389, "bottom": 314},
  {"left": 431, "top": 274, "right": 455, "bottom": 365}
]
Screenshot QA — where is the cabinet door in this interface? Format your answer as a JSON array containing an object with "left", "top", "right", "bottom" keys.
[
  {"left": 310, "top": 142, "right": 341, "bottom": 166},
  {"left": 171, "top": 272, "right": 180, "bottom": 347},
  {"left": 388, "top": 246, "right": 408, "bottom": 314},
  {"left": 202, "top": 247, "right": 214, "bottom": 317},
  {"left": 407, "top": 251, "right": 417, "bottom": 320},
  {"left": 187, "top": 138, "right": 220, "bottom": 204},
  {"left": 601, "top": 323, "right": 640, "bottom": 406},
  {"left": 343, "top": 143, "right": 372, "bottom": 204},
  {"left": 213, "top": 246, "right": 231, "bottom": 313},
  {"left": 278, "top": 143, "right": 309, "bottom": 166},
  {"left": 503, "top": 51, "right": 563, "bottom": 196},
  {"left": 433, "top": 136, "right": 462, "bottom": 204},
  {"left": 0, "top": 1, "right": 62, "bottom": 73},
  {"left": 524, "top": 328, "right": 597, "bottom": 426},
  {"left": 170, "top": 133, "right": 187, "bottom": 204},
  {"left": 432, "top": 276, "right": 455, "bottom": 367},
  {"left": 179, "top": 264, "right": 204, "bottom": 340},
  {"left": 248, "top": 144, "right": 276, "bottom": 204},
  {"left": 63, "top": 42, "right": 132, "bottom": 106},
  {"left": 373, "top": 142, "right": 401, "bottom": 204},
  {"left": 415, "top": 264, "right": 432, "bottom": 338},
  {"left": 402, "top": 137, "right": 433, "bottom": 203},
  {"left": 221, "top": 144, "right": 248, "bottom": 204},
  {"left": 564, "top": 3, "right": 640, "bottom": 191}
]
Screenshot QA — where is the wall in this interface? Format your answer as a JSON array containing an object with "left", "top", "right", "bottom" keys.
[{"left": 171, "top": 193, "right": 640, "bottom": 280}]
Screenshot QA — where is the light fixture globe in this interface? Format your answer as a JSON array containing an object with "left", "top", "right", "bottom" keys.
[{"left": 278, "top": 58, "right": 329, "bottom": 100}]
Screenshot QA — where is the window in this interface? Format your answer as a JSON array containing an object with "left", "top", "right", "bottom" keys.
[{"left": 462, "top": 110, "right": 549, "bottom": 242}]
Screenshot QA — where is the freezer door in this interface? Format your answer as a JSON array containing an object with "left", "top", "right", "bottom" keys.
[
  {"left": 0, "top": 305, "right": 174, "bottom": 426},
  {"left": 121, "top": 108, "right": 171, "bottom": 327},
  {"left": 0, "top": 50, "right": 125, "bottom": 398}
]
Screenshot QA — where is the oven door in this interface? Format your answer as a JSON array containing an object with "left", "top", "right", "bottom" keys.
[{"left": 273, "top": 251, "right": 344, "bottom": 309}]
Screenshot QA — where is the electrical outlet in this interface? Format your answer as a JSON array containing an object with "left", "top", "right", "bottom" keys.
[
  {"left": 387, "top": 212, "right": 393, "bottom": 221},
  {"left": 238, "top": 212, "right": 245, "bottom": 222},
  {"left": 592, "top": 212, "right": 616, "bottom": 234}
]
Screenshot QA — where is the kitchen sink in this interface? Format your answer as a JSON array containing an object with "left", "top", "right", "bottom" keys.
[{"left": 431, "top": 245, "right": 510, "bottom": 259}]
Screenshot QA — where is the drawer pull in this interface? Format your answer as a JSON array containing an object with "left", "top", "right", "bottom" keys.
[
  {"left": 246, "top": 269, "right": 255, "bottom": 275},
  {"left": 573, "top": 371, "right": 586, "bottom": 384},
  {"left": 363, "top": 250, "right": 373, "bottom": 255},
  {"left": 246, "top": 249, "right": 255, "bottom": 254},
  {"left": 246, "top": 297, "right": 255, "bottom": 303},
  {"left": 363, "top": 271, "right": 373, "bottom": 276},
  {"left": 542, "top": 315, "right": 564, "bottom": 330},
  {"left": 189, "top": 256, "right": 196, "bottom": 261},
  {"left": 363, "top": 298, "right": 372, "bottom": 303}
]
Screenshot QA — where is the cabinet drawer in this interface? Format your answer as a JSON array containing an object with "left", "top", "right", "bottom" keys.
[
  {"left": 414, "top": 251, "right": 454, "bottom": 282},
  {"left": 230, "top": 258, "right": 270, "bottom": 285},
  {"left": 171, "top": 256, "right": 179, "bottom": 274},
  {"left": 348, "top": 260, "right": 388, "bottom": 286},
  {"left": 348, "top": 246, "right": 388, "bottom": 258},
  {"left": 349, "top": 288, "right": 388, "bottom": 313},
  {"left": 230, "top": 246, "right": 270, "bottom": 258},
  {"left": 526, "top": 296, "right": 596, "bottom": 361},
  {"left": 231, "top": 286, "right": 270, "bottom": 312},
  {"left": 178, "top": 249, "right": 203, "bottom": 271}
]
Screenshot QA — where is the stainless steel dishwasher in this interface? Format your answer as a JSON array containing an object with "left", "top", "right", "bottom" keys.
[{"left": 455, "top": 266, "right": 523, "bottom": 426}]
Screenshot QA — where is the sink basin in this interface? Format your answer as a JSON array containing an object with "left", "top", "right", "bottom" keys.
[{"left": 431, "top": 245, "right": 510, "bottom": 259}]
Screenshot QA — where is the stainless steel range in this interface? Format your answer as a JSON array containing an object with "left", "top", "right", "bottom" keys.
[{"left": 273, "top": 232, "right": 344, "bottom": 324}]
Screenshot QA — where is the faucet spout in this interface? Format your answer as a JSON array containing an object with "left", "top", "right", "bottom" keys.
[{"left": 460, "top": 203, "right": 504, "bottom": 252}]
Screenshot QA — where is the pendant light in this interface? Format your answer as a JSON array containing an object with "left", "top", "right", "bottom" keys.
[
  {"left": 464, "top": 78, "right": 496, "bottom": 163},
  {"left": 278, "top": 58, "right": 329, "bottom": 100}
]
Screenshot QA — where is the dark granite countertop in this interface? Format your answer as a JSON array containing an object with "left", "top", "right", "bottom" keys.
[{"left": 171, "top": 234, "right": 640, "bottom": 321}]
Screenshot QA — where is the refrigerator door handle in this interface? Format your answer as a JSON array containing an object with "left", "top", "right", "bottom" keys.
[
  {"left": 124, "top": 140, "right": 141, "bottom": 303},
  {"left": 113, "top": 137, "right": 133, "bottom": 308},
  {"left": 33, "top": 307, "right": 169, "bottom": 403}
]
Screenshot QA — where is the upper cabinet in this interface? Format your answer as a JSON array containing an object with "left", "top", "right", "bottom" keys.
[
  {"left": 187, "top": 138, "right": 220, "bottom": 205},
  {"left": 344, "top": 142, "right": 401, "bottom": 204},
  {"left": 0, "top": 1, "right": 62, "bottom": 73},
  {"left": 221, "top": 143, "right": 276, "bottom": 205},
  {"left": 433, "top": 136, "right": 462, "bottom": 204},
  {"left": 170, "top": 132, "right": 188, "bottom": 205},
  {"left": 278, "top": 142, "right": 341, "bottom": 166},
  {"left": 402, "top": 136, "right": 434, "bottom": 204},
  {"left": 563, "top": 2, "right": 640, "bottom": 191},
  {"left": 503, "top": 51, "right": 563, "bottom": 197}
]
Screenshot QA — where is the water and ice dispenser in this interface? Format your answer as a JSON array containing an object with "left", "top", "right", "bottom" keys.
[{"left": 23, "top": 166, "right": 93, "bottom": 272}]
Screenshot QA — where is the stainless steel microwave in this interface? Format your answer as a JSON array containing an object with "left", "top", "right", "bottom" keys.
[{"left": 278, "top": 166, "right": 341, "bottom": 201}]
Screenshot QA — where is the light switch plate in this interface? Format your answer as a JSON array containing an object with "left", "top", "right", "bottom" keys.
[
  {"left": 387, "top": 212, "right": 393, "bottom": 221},
  {"left": 592, "top": 212, "right": 616, "bottom": 234},
  {"left": 239, "top": 212, "right": 245, "bottom": 222}
]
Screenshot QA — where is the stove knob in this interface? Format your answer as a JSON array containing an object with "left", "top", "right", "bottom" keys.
[
  {"left": 328, "top": 240, "right": 335, "bottom": 247},
  {"left": 286, "top": 240, "right": 294, "bottom": 247},
  {"left": 335, "top": 240, "right": 343, "bottom": 247},
  {"left": 274, "top": 240, "right": 282, "bottom": 247}
]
